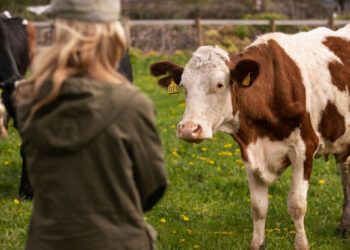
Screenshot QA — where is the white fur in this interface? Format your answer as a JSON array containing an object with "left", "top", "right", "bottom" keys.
[
  {"left": 2, "top": 11, "right": 11, "bottom": 18},
  {"left": 179, "top": 46, "right": 235, "bottom": 139}
]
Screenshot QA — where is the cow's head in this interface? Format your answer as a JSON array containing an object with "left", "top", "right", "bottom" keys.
[{"left": 151, "top": 46, "right": 240, "bottom": 143}]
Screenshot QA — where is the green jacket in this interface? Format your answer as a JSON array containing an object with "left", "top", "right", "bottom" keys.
[{"left": 16, "top": 77, "right": 168, "bottom": 250}]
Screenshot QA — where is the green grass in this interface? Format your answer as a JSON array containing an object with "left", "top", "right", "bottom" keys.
[{"left": 1, "top": 53, "right": 350, "bottom": 249}]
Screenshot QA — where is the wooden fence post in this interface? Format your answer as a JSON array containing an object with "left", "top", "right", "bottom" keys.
[
  {"left": 329, "top": 16, "right": 335, "bottom": 30},
  {"left": 122, "top": 17, "right": 131, "bottom": 49},
  {"left": 270, "top": 19, "right": 276, "bottom": 32},
  {"left": 196, "top": 18, "right": 203, "bottom": 46}
]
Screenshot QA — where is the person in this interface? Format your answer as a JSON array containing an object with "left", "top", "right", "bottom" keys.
[{"left": 15, "top": 0, "right": 169, "bottom": 249}]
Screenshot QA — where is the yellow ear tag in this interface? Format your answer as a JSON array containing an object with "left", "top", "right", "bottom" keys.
[
  {"left": 242, "top": 72, "right": 251, "bottom": 86},
  {"left": 168, "top": 79, "right": 180, "bottom": 94}
]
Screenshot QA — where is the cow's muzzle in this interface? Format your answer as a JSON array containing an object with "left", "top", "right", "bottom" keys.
[{"left": 177, "top": 122, "right": 204, "bottom": 143}]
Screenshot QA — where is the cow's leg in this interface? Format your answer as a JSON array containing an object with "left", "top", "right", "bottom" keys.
[
  {"left": 335, "top": 155, "right": 350, "bottom": 238},
  {"left": 19, "top": 144, "right": 33, "bottom": 199},
  {"left": 247, "top": 167, "right": 268, "bottom": 250},
  {"left": 288, "top": 157, "right": 310, "bottom": 250}
]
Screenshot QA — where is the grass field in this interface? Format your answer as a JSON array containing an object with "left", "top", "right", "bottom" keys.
[{"left": 0, "top": 53, "right": 350, "bottom": 249}]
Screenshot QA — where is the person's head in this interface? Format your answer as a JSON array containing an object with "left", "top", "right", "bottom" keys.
[{"left": 19, "top": 0, "right": 127, "bottom": 124}]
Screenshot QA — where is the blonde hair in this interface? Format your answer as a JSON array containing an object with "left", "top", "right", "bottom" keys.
[{"left": 19, "top": 18, "right": 128, "bottom": 126}]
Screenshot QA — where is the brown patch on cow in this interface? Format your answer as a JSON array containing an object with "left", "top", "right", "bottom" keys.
[
  {"left": 229, "top": 40, "right": 306, "bottom": 142},
  {"left": 150, "top": 60, "right": 184, "bottom": 87},
  {"left": 318, "top": 101, "right": 346, "bottom": 142},
  {"left": 229, "top": 40, "right": 319, "bottom": 180},
  {"left": 26, "top": 22, "right": 36, "bottom": 63},
  {"left": 323, "top": 37, "right": 350, "bottom": 93}
]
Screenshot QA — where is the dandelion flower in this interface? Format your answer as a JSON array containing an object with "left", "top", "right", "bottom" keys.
[
  {"left": 180, "top": 239, "right": 185, "bottom": 243},
  {"left": 268, "top": 194, "right": 272, "bottom": 198},
  {"left": 193, "top": 245, "right": 200, "bottom": 248},
  {"left": 244, "top": 228, "right": 249, "bottom": 232},
  {"left": 201, "top": 147, "right": 207, "bottom": 151},
  {"left": 241, "top": 165, "right": 246, "bottom": 169},
  {"left": 160, "top": 218, "right": 166, "bottom": 223},
  {"left": 171, "top": 124, "right": 176, "bottom": 129},
  {"left": 13, "top": 199, "right": 19, "bottom": 204},
  {"left": 189, "top": 161, "right": 194, "bottom": 165},
  {"left": 318, "top": 180, "right": 325, "bottom": 184},
  {"left": 182, "top": 215, "right": 190, "bottom": 221},
  {"left": 289, "top": 230, "right": 296, "bottom": 234}
]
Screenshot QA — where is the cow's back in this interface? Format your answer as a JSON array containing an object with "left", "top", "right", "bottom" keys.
[
  {"left": 2, "top": 17, "right": 30, "bottom": 75},
  {"left": 250, "top": 26, "right": 350, "bottom": 155}
]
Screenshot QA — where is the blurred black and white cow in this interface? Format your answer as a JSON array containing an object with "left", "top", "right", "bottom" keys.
[{"left": 0, "top": 11, "right": 36, "bottom": 199}]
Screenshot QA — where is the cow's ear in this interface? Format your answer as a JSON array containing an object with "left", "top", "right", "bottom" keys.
[
  {"left": 150, "top": 60, "right": 184, "bottom": 88},
  {"left": 230, "top": 59, "right": 260, "bottom": 87}
]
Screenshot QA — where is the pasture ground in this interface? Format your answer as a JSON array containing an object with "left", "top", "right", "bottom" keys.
[{"left": 0, "top": 53, "right": 349, "bottom": 249}]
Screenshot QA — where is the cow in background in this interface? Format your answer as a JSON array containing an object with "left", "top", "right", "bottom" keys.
[
  {"left": 151, "top": 24, "right": 350, "bottom": 249},
  {"left": 0, "top": 11, "right": 36, "bottom": 199}
]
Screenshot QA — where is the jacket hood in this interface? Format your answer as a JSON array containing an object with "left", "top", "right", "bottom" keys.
[{"left": 18, "top": 77, "right": 138, "bottom": 153}]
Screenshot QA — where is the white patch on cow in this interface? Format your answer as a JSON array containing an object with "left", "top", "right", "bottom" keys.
[
  {"left": 178, "top": 46, "right": 235, "bottom": 139},
  {"left": 22, "top": 19, "right": 28, "bottom": 26},
  {"left": 218, "top": 111, "right": 239, "bottom": 134},
  {"left": 2, "top": 11, "right": 11, "bottom": 18},
  {"left": 249, "top": 25, "right": 350, "bottom": 156}
]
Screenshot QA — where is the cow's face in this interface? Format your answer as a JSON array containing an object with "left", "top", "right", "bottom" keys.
[{"left": 151, "top": 46, "right": 238, "bottom": 143}]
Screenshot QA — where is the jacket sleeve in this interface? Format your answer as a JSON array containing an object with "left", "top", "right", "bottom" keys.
[{"left": 127, "top": 92, "right": 169, "bottom": 212}]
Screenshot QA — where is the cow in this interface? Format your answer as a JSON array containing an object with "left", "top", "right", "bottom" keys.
[
  {"left": 150, "top": 24, "right": 350, "bottom": 249},
  {"left": 0, "top": 12, "right": 36, "bottom": 199}
]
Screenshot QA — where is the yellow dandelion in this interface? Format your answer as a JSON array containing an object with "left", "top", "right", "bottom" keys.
[
  {"left": 247, "top": 198, "right": 251, "bottom": 202},
  {"left": 187, "top": 229, "right": 193, "bottom": 234},
  {"left": 162, "top": 128, "right": 167, "bottom": 132},
  {"left": 180, "top": 239, "right": 185, "bottom": 243},
  {"left": 25, "top": 212, "right": 31, "bottom": 216},
  {"left": 217, "top": 166, "right": 221, "bottom": 171},
  {"left": 13, "top": 199, "right": 19, "bottom": 205},
  {"left": 193, "top": 245, "right": 200, "bottom": 248},
  {"left": 268, "top": 194, "right": 272, "bottom": 198},
  {"left": 178, "top": 103, "right": 186, "bottom": 108},
  {"left": 160, "top": 218, "right": 166, "bottom": 223},
  {"left": 244, "top": 228, "right": 249, "bottom": 232},
  {"left": 241, "top": 165, "right": 246, "bottom": 169},
  {"left": 171, "top": 124, "right": 176, "bottom": 129},
  {"left": 144, "top": 217, "right": 147, "bottom": 221},
  {"left": 318, "top": 180, "right": 325, "bottom": 184},
  {"left": 212, "top": 137, "right": 218, "bottom": 141},
  {"left": 289, "top": 230, "right": 296, "bottom": 234},
  {"left": 283, "top": 227, "right": 288, "bottom": 231},
  {"left": 4, "top": 161, "right": 9, "bottom": 165},
  {"left": 235, "top": 148, "right": 240, "bottom": 152},
  {"left": 189, "top": 161, "right": 194, "bottom": 165},
  {"left": 236, "top": 159, "right": 242, "bottom": 163},
  {"left": 201, "top": 147, "right": 207, "bottom": 151},
  {"left": 209, "top": 160, "right": 215, "bottom": 164},
  {"left": 224, "top": 143, "right": 232, "bottom": 148},
  {"left": 266, "top": 229, "right": 273, "bottom": 233},
  {"left": 172, "top": 230, "right": 176, "bottom": 234},
  {"left": 182, "top": 215, "right": 190, "bottom": 221},
  {"left": 326, "top": 161, "right": 331, "bottom": 165},
  {"left": 274, "top": 228, "right": 281, "bottom": 233},
  {"left": 172, "top": 151, "right": 180, "bottom": 158}
]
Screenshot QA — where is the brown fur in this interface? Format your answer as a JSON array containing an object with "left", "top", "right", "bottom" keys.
[
  {"left": 26, "top": 22, "right": 36, "bottom": 63},
  {"left": 323, "top": 36, "right": 350, "bottom": 93},
  {"left": 229, "top": 40, "right": 318, "bottom": 180},
  {"left": 318, "top": 101, "right": 346, "bottom": 142},
  {"left": 150, "top": 60, "right": 184, "bottom": 87}
]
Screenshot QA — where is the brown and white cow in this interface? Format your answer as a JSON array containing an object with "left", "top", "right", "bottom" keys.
[{"left": 150, "top": 24, "right": 350, "bottom": 249}]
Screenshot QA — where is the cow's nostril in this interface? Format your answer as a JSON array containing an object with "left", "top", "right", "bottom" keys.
[
  {"left": 181, "top": 124, "right": 185, "bottom": 129},
  {"left": 192, "top": 124, "right": 202, "bottom": 136}
]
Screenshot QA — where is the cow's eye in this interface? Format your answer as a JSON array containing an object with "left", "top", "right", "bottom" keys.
[{"left": 217, "top": 83, "right": 224, "bottom": 89}]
